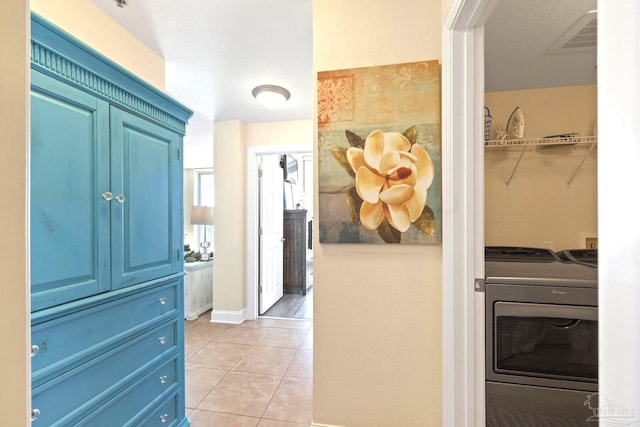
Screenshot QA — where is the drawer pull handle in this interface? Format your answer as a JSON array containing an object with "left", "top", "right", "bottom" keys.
[
  {"left": 30, "top": 345, "right": 39, "bottom": 357},
  {"left": 101, "top": 192, "right": 113, "bottom": 201},
  {"left": 116, "top": 194, "right": 126, "bottom": 203},
  {"left": 158, "top": 297, "right": 167, "bottom": 305},
  {"left": 159, "top": 375, "right": 168, "bottom": 384},
  {"left": 160, "top": 413, "right": 168, "bottom": 423},
  {"left": 158, "top": 336, "right": 167, "bottom": 344},
  {"left": 31, "top": 408, "right": 40, "bottom": 421}
]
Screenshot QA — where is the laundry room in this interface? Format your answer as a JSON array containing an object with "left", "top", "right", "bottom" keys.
[
  {"left": 482, "top": 1, "right": 599, "bottom": 425},
  {"left": 483, "top": 85, "right": 597, "bottom": 251},
  {"left": 483, "top": 0, "right": 598, "bottom": 252}
]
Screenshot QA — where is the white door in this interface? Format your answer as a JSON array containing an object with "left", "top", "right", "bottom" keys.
[{"left": 259, "top": 154, "right": 284, "bottom": 314}]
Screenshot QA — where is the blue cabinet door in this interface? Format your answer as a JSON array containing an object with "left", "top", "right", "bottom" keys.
[
  {"left": 110, "top": 107, "right": 183, "bottom": 288},
  {"left": 30, "top": 71, "right": 111, "bottom": 311}
]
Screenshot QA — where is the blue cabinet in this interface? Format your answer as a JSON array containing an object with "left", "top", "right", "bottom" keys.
[
  {"left": 30, "top": 71, "right": 111, "bottom": 312},
  {"left": 31, "top": 76, "right": 185, "bottom": 310},
  {"left": 29, "top": 13, "right": 192, "bottom": 427},
  {"left": 110, "top": 107, "right": 183, "bottom": 289}
]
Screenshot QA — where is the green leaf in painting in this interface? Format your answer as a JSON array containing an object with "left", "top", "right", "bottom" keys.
[
  {"left": 345, "top": 130, "right": 365, "bottom": 148},
  {"left": 377, "top": 218, "right": 401, "bottom": 244},
  {"left": 414, "top": 205, "right": 436, "bottom": 237},
  {"left": 346, "top": 186, "right": 363, "bottom": 224},
  {"left": 403, "top": 125, "right": 418, "bottom": 145},
  {"left": 331, "top": 147, "right": 355, "bottom": 178}
]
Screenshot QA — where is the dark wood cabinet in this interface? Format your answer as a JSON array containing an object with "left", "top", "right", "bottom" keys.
[{"left": 283, "top": 209, "right": 308, "bottom": 294}]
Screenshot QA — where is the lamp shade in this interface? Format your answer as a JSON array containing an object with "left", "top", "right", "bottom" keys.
[
  {"left": 252, "top": 84, "right": 290, "bottom": 108},
  {"left": 190, "top": 206, "right": 214, "bottom": 225}
]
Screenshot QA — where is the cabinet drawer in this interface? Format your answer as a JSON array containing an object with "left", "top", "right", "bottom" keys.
[
  {"left": 76, "top": 357, "right": 179, "bottom": 426},
  {"left": 32, "top": 280, "right": 179, "bottom": 384},
  {"left": 31, "top": 321, "right": 177, "bottom": 427},
  {"left": 138, "top": 393, "right": 180, "bottom": 427}
]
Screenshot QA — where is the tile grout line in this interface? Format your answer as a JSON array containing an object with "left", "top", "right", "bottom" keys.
[
  {"left": 256, "top": 327, "right": 304, "bottom": 424},
  {"left": 184, "top": 313, "right": 313, "bottom": 425},
  {"left": 189, "top": 367, "right": 232, "bottom": 412}
]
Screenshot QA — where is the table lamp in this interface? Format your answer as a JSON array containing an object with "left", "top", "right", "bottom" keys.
[{"left": 190, "top": 206, "right": 214, "bottom": 260}]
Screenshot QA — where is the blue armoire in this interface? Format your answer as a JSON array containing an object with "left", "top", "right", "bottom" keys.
[{"left": 29, "top": 13, "right": 193, "bottom": 426}]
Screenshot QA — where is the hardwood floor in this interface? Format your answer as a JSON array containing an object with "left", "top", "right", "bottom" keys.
[
  {"left": 263, "top": 257, "right": 313, "bottom": 319},
  {"left": 263, "top": 286, "right": 313, "bottom": 319}
]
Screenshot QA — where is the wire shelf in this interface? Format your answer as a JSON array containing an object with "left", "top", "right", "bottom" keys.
[
  {"left": 484, "top": 136, "right": 597, "bottom": 187},
  {"left": 485, "top": 135, "right": 597, "bottom": 148}
]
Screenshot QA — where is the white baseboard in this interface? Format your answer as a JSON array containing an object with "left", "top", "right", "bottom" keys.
[
  {"left": 312, "top": 422, "right": 347, "bottom": 427},
  {"left": 210, "top": 308, "right": 246, "bottom": 324},
  {"left": 185, "top": 303, "right": 213, "bottom": 321}
]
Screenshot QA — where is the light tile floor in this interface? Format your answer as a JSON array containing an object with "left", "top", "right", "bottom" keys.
[{"left": 185, "top": 312, "right": 313, "bottom": 426}]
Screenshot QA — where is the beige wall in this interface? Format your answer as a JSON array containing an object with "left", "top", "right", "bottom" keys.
[
  {"left": 212, "top": 121, "right": 247, "bottom": 312},
  {"left": 245, "top": 120, "right": 313, "bottom": 147},
  {"left": 484, "top": 86, "right": 597, "bottom": 250},
  {"left": 31, "top": 0, "right": 165, "bottom": 90},
  {"left": 313, "top": 0, "right": 443, "bottom": 425},
  {"left": 1, "top": 3, "right": 29, "bottom": 425},
  {"left": 485, "top": 85, "right": 597, "bottom": 139}
]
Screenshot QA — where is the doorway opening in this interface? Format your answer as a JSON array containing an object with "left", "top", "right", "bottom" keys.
[
  {"left": 258, "top": 152, "right": 313, "bottom": 320},
  {"left": 246, "top": 145, "right": 313, "bottom": 321},
  {"left": 442, "top": 0, "right": 599, "bottom": 424}
]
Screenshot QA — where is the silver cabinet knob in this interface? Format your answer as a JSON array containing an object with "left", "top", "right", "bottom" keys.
[
  {"left": 116, "top": 194, "right": 126, "bottom": 203},
  {"left": 158, "top": 336, "right": 167, "bottom": 344},
  {"left": 158, "top": 297, "right": 167, "bottom": 305},
  {"left": 159, "top": 375, "right": 168, "bottom": 384},
  {"left": 160, "top": 413, "right": 168, "bottom": 423},
  {"left": 31, "top": 408, "right": 40, "bottom": 421},
  {"left": 30, "top": 345, "right": 39, "bottom": 357},
  {"left": 101, "top": 192, "right": 113, "bottom": 201}
]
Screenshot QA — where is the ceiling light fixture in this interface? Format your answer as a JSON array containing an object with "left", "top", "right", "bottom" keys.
[{"left": 252, "top": 84, "right": 291, "bottom": 108}]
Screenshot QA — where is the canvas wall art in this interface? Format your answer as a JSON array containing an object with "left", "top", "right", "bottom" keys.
[{"left": 318, "top": 60, "right": 441, "bottom": 244}]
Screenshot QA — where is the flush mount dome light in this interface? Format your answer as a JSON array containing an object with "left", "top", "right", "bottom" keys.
[{"left": 252, "top": 84, "right": 291, "bottom": 108}]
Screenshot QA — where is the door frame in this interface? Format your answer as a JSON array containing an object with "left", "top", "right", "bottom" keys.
[
  {"left": 246, "top": 144, "right": 313, "bottom": 320},
  {"left": 442, "top": 0, "right": 499, "bottom": 425}
]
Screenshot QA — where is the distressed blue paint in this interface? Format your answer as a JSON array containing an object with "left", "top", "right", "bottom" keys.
[
  {"left": 110, "top": 107, "right": 181, "bottom": 289},
  {"left": 30, "top": 70, "right": 111, "bottom": 312},
  {"left": 30, "top": 12, "right": 191, "bottom": 427},
  {"left": 30, "top": 13, "right": 192, "bottom": 134}
]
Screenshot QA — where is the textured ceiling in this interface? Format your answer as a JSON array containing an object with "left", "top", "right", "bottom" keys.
[{"left": 485, "top": 0, "right": 597, "bottom": 92}]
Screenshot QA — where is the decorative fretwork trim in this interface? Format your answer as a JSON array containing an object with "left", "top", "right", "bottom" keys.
[{"left": 31, "top": 41, "right": 187, "bottom": 134}]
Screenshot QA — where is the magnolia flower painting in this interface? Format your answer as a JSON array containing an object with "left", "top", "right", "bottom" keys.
[{"left": 318, "top": 61, "right": 441, "bottom": 244}]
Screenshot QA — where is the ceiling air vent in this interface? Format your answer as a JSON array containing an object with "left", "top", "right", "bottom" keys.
[{"left": 546, "top": 10, "right": 597, "bottom": 54}]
